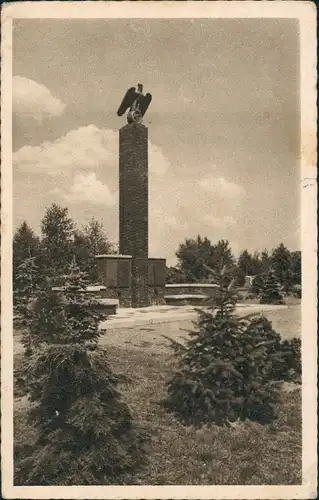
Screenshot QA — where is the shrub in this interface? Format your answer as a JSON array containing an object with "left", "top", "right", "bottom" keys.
[
  {"left": 164, "top": 265, "right": 299, "bottom": 427},
  {"left": 251, "top": 274, "right": 264, "bottom": 296},
  {"left": 260, "top": 270, "right": 285, "bottom": 305},
  {"left": 273, "top": 337, "right": 301, "bottom": 382},
  {"left": 14, "top": 257, "right": 40, "bottom": 320},
  {"left": 292, "top": 284, "right": 302, "bottom": 299},
  {"left": 15, "top": 263, "right": 146, "bottom": 485}
]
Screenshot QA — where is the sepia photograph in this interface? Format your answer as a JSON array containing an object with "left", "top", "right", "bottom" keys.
[{"left": 1, "top": 1, "right": 317, "bottom": 499}]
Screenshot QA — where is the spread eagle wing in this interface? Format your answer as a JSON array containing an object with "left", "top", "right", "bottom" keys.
[
  {"left": 140, "top": 93, "right": 152, "bottom": 117},
  {"left": 117, "top": 87, "right": 137, "bottom": 116}
]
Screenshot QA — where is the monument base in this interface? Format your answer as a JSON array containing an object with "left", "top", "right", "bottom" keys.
[{"left": 96, "top": 255, "right": 166, "bottom": 308}]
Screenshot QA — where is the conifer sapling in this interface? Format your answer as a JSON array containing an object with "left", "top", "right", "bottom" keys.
[
  {"left": 165, "top": 262, "right": 299, "bottom": 426},
  {"left": 16, "top": 262, "right": 145, "bottom": 485}
]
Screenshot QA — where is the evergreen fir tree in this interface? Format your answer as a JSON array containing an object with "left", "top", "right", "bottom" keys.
[
  {"left": 13, "top": 221, "right": 43, "bottom": 312},
  {"left": 164, "top": 264, "right": 297, "bottom": 426},
  {"left": 15, "top": 262, "right": 145, "bottom": 485},
  {"left": 73, "top": 218, "right": 114, "bottom": 283},
  {"left": 251, "top": 274, "right": 265, "bottom": 296},
  {"left": 13, "top": 221, "right": 40, "bottom": 267},
  {"left": 260, "top": 269, "right": 285, "bottom": 304},
  {"left": 40, "top": 203, "right": 75, "bottom": 278},
  {"left": 13, "top": 256, "right": 40, "bottom": 325},
  {"left": 271, "top": 243, "right": 293, "bottom": 292}
]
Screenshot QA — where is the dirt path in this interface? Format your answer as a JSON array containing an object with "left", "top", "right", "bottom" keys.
[
  {"left": 14, "top": 304, "right": 300, "bottom": 357},
  {"left": 99, "top": 305, "right": 301, "bottom": 353}
]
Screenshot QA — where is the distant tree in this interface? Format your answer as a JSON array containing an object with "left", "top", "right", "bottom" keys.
[
  {"left": 40, "top": 204, "right": 75, "bottom": 278},
  {"left": 13, "top": 221, "right": 40, "bottom": 265},
  {"left": 72, "top": 230, "right": 89, "bottom": 271},
  {"left": 291, "top": 251, "right": 301, "bottom": 285},
  {"left": 83, "top": 218, "right": 114, "bottom": 257},
  {"left": 260, "top": 250, "right": 272, "bottom": 274},
  {"left": 73, "top": 218, "right": 114, "bottom": 282},
  {"left": 15, "top": 263, "right": 146, "bottom": 485},
  {"left": 13, "top": 256, "right": 40, "bottom": 320},
  {"left": 271, "top": 244, "right": 294, "bottom": 293},
  {"left": 234, "top": 267, "right": 246, "bottom": 287},
  {"left": 13, "top": 222, "right": 42, "bottom": 302},
  {"left": 238, "top": 249, "right": 254, "bottom": 276},
  {"left": 251, "top": 274, "right": 265, "bottom": 296},
  {"left": 260, "top": 269, "right": 285, "bottom": 305},
  {"left": 176, "top": 236, "right": 235, "bottom": 283},
  {"left": 176, "top": 235, "right": 214, "bottom": 282},
  {"left": 165, "top": 266, "right": 187, "bottom": 284},
  {"left": 236, "top": 250, "right": 263, "bottom": 287},
  {"left": 251, "top": 251, "right": 263, "bottom": 275},
  {"left": 211, "top": 240, "right": 235, "bottom": 274}
]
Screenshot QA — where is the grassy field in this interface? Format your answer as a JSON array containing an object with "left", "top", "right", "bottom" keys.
[{"left": 14, "top": 303, "right": 302, "bottom": 485}]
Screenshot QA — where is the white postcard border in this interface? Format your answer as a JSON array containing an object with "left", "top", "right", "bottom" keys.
[{"left": 1, "top": 2, "right": 317, "bottom": 499}]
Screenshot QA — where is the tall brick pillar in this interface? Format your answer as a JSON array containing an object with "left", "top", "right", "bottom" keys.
[{"left": 119, "top": 123, "right": 149, "bottom": 307}]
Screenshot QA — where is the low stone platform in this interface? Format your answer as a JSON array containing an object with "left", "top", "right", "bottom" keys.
[
  {"left": 99, "top": 303, "right": 288, "bottom": 330},
  {"left": 165, "top": 294, "right": 208, "bottom": 305},
  {"left": 94, "top": 298, "right": 119, "bottom": 316}
]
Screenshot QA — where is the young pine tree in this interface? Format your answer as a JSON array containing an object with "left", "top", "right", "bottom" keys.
[
  {"left": 13, "top": 256, "right": 40, "bottom": 324},
  {"left": 260, "top": 269, "right": 285, "bottom": 305},
  {"left": 251, "top": 274, "right": 265, "bottom": 296},
  {"left": 165, "top": 264, "right": 298, "bottom": 427},
  {"left": 13, "top": 221, "right": 43, "bottom": 315},
  {"left": 13, "top": 256, "right": 43, "bottom": 363},
  {"left": 15, "top": 262, "right": 145, "bottom": 485},
  {"left": 40, "top": 204, "right": 75, "bottom": 278}
]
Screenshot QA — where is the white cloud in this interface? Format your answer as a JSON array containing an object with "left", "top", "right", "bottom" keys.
[
  {"left": 14, "top": 124, "right": 244, "bottom": 265},
  {"left": 198, "top": 176, "right": 245, "bottom": 199},
  {"left": 13, "top": 76, "right": 65, "bottom": 122},
  {"left": 52, "top": 173, "right": 116, "bottom": 206},
  {"left": 148, "top": 175, "right": 244, "bottom": 263},
  {"left": 203, "top": 213, "right": 237, "bottom": 227},
  {"left": 149, "top": 142, "right": 170, "bottom": 175},
  {"left": 14, "top": 125, "right": 170, "bottom": 177}
]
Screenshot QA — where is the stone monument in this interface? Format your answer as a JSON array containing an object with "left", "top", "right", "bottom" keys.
[{"left": 96, "top": 84, "right": 166, "bottom": 308}]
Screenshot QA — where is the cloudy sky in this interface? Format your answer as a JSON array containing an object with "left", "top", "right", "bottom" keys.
[{"left": 13, "top": 18, "right": 300, "bottom": 265}]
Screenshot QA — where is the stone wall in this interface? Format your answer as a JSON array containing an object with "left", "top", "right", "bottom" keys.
[
  {"left": 96, "top": 255, "right": 132, "bottom": 307},
  {"left": 148, "top": 258, "right": 166, "bottom": 304},
  {"left": 165, "top": 283, "right": 219, "bottom": 297},
  {"left": 96, "top": 255, "right": 166, "bottom": 307}
]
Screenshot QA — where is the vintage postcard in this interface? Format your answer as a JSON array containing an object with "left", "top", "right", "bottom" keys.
[{"left": 1, "top": 1, "right": 317, "bottom": 498}]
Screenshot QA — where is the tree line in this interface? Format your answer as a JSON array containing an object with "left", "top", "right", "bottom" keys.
[
  {"left": 166, "top": 235, "right": 301, "bottom": 295},
  {"left": 13, "top": 204, "right": 301, "bottom": 301},
  {"left": 13, "top": 203, "right": 115, "bottom": 302}
]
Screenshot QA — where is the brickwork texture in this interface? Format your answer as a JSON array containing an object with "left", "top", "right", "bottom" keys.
[{"left": 119, "top": 123, "right": 149, "bottom": 307}]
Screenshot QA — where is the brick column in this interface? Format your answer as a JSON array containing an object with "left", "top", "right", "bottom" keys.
[{"left": 119, "top": 123, "right": 149, "bottom": 307}]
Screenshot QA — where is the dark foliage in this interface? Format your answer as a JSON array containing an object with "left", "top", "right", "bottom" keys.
[
  {"left": 13, "top": 222, "right": 44, "bottom": 309},
  {"left": 15, "top": 263, "right": 146, "bottom": 485},
  {"left": 165, "top": 266, "right": 188, "bottom": 284},
  {"left": 234, "top": 246, "right": 301, "bottom": 293},
  {"left": 14, "top": 257, "right": 40, "bottom": 316},
  {"left": 165, "top": 265, "right": 300, "bottom": 427},
  {"left": 251, "top": 274, "right": 265, "bottom": 296},
  {"left": 260, "top": 269, "right": 285, "bottom": 305},
  {"left": 40, "top": 203, "right": 75, "bottom": 277},
  {"left": 73, "top": 218, "right": 115, "bottom": 283},
  {"left": 176, "top": 236, "right": 235, "bottom": 283}
]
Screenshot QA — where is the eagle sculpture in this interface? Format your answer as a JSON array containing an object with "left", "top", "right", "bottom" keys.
[{"left": 117, "top": 84, "right": 152, "bottom": 124}]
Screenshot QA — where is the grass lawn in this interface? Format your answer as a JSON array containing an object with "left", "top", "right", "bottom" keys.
[
  {"left": 105, "top": 347, "right": 301, "bottom": 485},
  {"left": 14, "top": 306, "right": 302, "bottom": 485}
]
